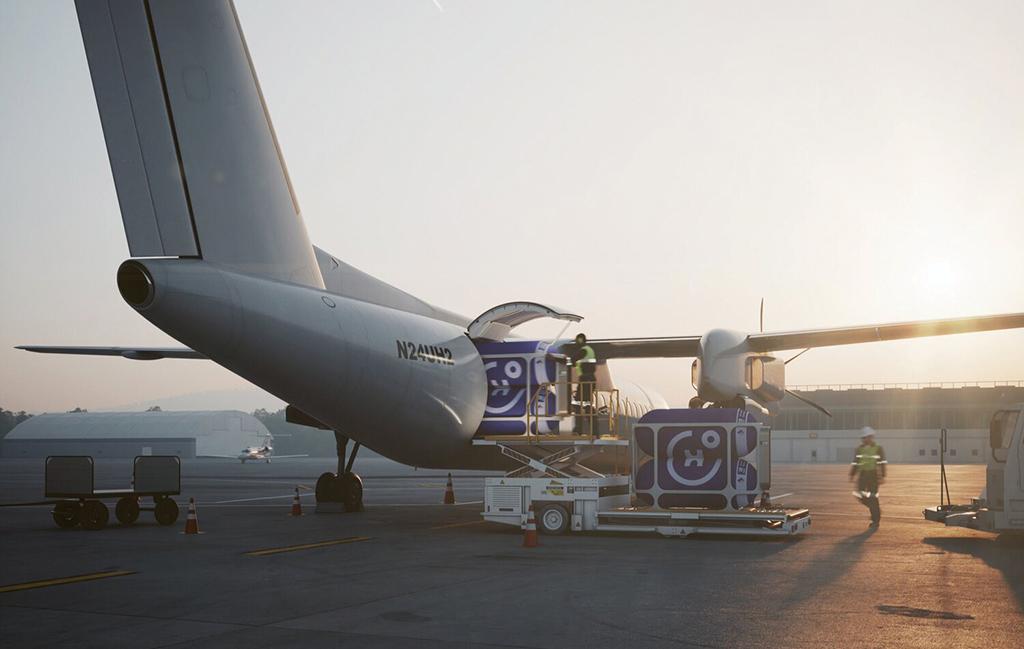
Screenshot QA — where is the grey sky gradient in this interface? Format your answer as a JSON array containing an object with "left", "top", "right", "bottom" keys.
[{"left": 2, "top": 0, "right": 1022, "bottom": 413}]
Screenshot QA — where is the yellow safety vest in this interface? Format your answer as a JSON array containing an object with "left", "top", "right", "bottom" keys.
[
  {"left": 854, "top": 443, "right": 885, "bottom": 472},
  {"left": 574, "top": 345, "right": 596, "bottom": 375}
]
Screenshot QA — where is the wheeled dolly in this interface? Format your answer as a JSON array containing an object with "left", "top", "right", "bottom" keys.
[{"left": 45, "top": 455, "right": 182, "bottom": 530}]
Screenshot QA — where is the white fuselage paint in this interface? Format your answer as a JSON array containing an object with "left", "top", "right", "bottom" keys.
[{"left": 132, "top": 259, "right": 490, "bottom": 469}]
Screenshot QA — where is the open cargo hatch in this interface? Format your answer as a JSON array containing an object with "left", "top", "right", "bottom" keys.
[{"left": 468, "top": 302, "right": 582, "bottom": 342}]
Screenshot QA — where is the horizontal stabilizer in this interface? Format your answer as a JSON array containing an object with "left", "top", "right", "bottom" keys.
[
  {"left": 16, "top": 345, "right": 206, "bottom": 360},
  {"left": 747, "top": 312, "right": 1024, "bottom": 352}
]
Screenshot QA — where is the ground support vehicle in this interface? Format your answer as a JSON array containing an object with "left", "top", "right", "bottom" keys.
[
  {"left": 45, "top": 455, "right": 181, "bottom": 530},
  {"left": 924, "top": 405, "right": 1024, "bottom": 532},
  {"left": 476, "top": 410, "right": 811, "bottom": 538}
]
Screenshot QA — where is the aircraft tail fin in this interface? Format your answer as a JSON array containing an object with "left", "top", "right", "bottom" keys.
[{"left": 76, "top": 0, "right": 323, "bottom": 288}]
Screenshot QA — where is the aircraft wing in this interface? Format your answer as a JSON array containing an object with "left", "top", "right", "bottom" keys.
[
  {"left": 588, "top": 336, "right": 702, "bottom": 359},
  {"left": 588, "top": 312, "right": 1024, "bottom": 358},
  {"left": 747, "top": 312, "right": 1024, "bottom": 352},
  {"left": 16, "top": 345, "right": 206, "bottom": 360}
]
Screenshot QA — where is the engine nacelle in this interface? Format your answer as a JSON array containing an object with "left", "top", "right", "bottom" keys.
[
  {"left": 691, "top": 328, "right": 785, "bottom": 408},
  {"left": 744, "top": 355, "right": 786, "bottom": 404}
]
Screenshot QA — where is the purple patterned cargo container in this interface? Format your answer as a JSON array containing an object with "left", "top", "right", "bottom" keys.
[
  {"left": 634, "top": 408, "right": 766, "bottom": 510},
  {"left": 474, "top": 340, "right": 560, "bottom": 435}
]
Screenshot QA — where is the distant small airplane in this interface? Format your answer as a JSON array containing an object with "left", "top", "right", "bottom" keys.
[{"left": 206, "top": 436, "right": 307, "bottom": 464}]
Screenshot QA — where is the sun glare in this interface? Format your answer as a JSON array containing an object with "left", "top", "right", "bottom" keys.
[{"left": 915, "top": 258, "right": 962, "bottom": 296}]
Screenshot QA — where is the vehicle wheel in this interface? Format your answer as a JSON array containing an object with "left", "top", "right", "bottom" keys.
[
  {"left": 52, "top": 502, "right": 80, "bottom": 529},
  {"left": 341, "top": 472, "right": 363, "bottom": 512},
  {"left": 115, "top": 497, "right": 140, "bottom": 525},
  {"left": 315, "top": 472, "right": 338, "bottom": 502},
  {"left": 154, "top": 497, "right": 179, "bottom": 526},
  {"left": 241, "top": 459, "right": 246, "bottom": 464},
  {"left": 539, "top": 504, "right": 569, "bottom": 535},
  {"left": 81, "top": 500, "right": 109, "bottom": 531}
]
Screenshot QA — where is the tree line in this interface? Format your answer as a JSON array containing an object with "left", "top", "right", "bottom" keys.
[{"left": 0, "top": 408, "right": 33, "bottom": 438}]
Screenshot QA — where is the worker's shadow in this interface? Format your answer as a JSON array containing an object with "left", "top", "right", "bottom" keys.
[
  {"left": 923, "top": 534, "right": 1024, "bottom": 611},
  {"left": 778, "top": 527, "right": 877, "bottom": 608}
]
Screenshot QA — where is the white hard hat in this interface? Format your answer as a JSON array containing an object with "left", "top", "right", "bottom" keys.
[{"left": 860, "top": 426, "right": 876, "bottom": 439}]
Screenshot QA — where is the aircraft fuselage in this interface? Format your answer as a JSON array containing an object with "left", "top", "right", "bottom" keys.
[{"left": 120, "top": 258, "right": 489, "bottom": 468}]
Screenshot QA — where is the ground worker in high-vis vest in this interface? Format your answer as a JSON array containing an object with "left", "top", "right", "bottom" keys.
[
  {"left": 849, "top": 426, "right": 887, "bottom": 526},
  {"left": 572, "top": 333, "right": 597, "bottom": 434}
]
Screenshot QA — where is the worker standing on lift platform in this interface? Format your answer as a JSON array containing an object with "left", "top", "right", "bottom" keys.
[
  {"left": 571, "top": 333, "right": 597, "bottom": 434},
  {"left": 849, "top": 426, "right": 887, "bottom": 527}
]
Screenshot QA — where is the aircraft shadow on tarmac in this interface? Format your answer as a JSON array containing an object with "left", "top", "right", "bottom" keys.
[{"left": 923, "top": 535, "right": 1024, "bottom": 610}]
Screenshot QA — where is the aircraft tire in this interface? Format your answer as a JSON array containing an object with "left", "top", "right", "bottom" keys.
[
  {"left": 341, "top": 472, "right": 363, "bottom": 512},
  {"left": 81, "top": 500, "right": 109, "bottom": 531},
  {"left": 115, "top": 497, "right": 140, "bottom": 525},
  {"left": 52, "top": 502, "right": 80, "bottom": 529},
  {"left": 315, "top": 472, "right": 338, "bottom": 502},
  {"left": 154, "top": 497, "right": 179, "bottom": 526}
]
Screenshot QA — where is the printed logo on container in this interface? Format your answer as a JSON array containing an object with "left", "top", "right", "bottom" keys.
[{"left": 657, "top": 426, "right": 727, "bottom": 491}]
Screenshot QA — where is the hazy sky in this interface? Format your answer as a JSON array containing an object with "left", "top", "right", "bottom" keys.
[{"left": 2, "top": 0, "right": 1022, "bottom": 413}]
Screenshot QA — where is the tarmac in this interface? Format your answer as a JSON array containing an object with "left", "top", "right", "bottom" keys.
[{"left": 0, "top": 458, "right": 1021, "bottom": 649}]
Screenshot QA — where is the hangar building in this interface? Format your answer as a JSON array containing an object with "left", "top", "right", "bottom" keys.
[
  {"left": 771, "top": 381, "right": 1024, "bottom": 464},
  {"left": 1, "top": 410, "right": 268, "bottom": 459}
]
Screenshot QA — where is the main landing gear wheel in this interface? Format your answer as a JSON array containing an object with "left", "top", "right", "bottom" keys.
[
  {"left": 341, "top": 472, "right": 364, "bottom": 512},
  {"left": 539, "top": 504, "right": 569, "bottom": 535},
  {"left": 81, "top": 500, "right": 109, "bottom": 530},
  {"left": 316, "top": 472, "right": 338, "bottom": 501},
  {"left": 154, "top": 496, "right": 179, "bottom": 526},
  {"left": 315, "top": 472, "right": 364, "bottom": 512},
  {"left": 115, "top": 497, "right": 140, "bottom": 525},
  {"left": 52, "top": 501, "right": 80, "bottom": 529}
]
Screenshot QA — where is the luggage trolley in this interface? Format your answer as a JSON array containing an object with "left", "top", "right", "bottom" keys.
[{"left": 45, "top": 455, "right": 182, "bottom": 530}]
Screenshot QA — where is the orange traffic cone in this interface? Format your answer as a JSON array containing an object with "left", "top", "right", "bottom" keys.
[
  {"left": 443, "top": 473, "right": 456, "bottom": 505},
  {"left": 184, "top": 497, "right": 200, "bottom": 535},
  {"left": 522, "top": 504, "right": 538, "bottom": 548},
  {"left": 291, "top": 486, "right": 303, "bottom": 516}
]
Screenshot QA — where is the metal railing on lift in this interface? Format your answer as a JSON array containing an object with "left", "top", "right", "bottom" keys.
[{"left": 525, "top": 380, "right": 622, "bottom": 442}]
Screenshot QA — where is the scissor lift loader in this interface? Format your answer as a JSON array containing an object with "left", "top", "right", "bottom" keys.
[{"left": 476, "top": 408, "right": 811, "bottom": 538}]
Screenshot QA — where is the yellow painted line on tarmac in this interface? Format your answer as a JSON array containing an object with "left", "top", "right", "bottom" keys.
[
  {"left": 431, "top": 519, "right": 487, "bottom": 530},
  {"left": 244, "top": 536, "right": 371, "bottom": 557},
  {"left": 0, "top": 570, "right": 136, "bottom": 594}
]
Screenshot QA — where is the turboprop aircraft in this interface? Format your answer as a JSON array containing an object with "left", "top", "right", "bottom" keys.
[{"left": 18, "top": 0, "right": 1024, "bottom": 512}]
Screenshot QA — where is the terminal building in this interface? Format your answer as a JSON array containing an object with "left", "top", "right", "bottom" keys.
[
  {"left": 770, "top": 381, "right": 1024, "bottom": 463},
  {"left": 1, "top": 410, "right": 268, "bottom": 459}
]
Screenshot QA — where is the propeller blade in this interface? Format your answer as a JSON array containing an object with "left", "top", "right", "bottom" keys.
[
  {"left": 785, "top": 348, "right": 811, "bottom": 364},
  {"left": 759, "top": 298, "right": 765, "bottom": 333},
  {"left": 786, "top": 389, "right": 833, "bottom": 418}
]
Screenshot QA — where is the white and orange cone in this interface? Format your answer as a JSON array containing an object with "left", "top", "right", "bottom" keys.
[
  {"left": 290, "top": 486, "right": 303, "bottom": 517},
  {"left": 522, "top": 504, "right": 538, "bottom": 548},
  {"left": 443, "top": 473, "right": 456, "bottom": 505},
  {"left": 184, "top": 497, "right": 200, "bottom": 535}
]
